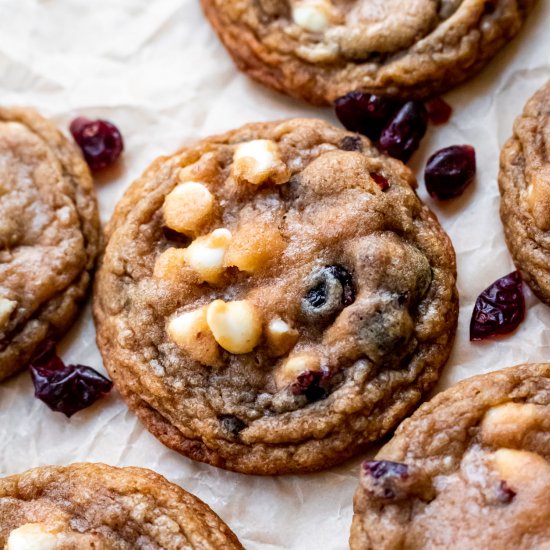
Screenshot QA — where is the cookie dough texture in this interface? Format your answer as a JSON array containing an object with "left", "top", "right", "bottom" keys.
[
  {"left": 350, "top": 363, "right": 550, "bottom": 550},
  {"left": 94, "top": 118, "right": 458, "bottom": 475},
  {"left": 500, "top": 80, "right": 550, "bottom": 305},
  {"left": 0, "top": 107, "right": 100, "bottom": 382},
  {"left": 0, "top": 463, "right": 243, "bottom": 549},
  {"left": 201, "top": 0, "right": 536, "bottom": 105}
]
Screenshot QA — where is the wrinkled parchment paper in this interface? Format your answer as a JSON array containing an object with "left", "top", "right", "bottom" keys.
[{"left": 0, "top": 1, "right": 549, "bottom": 548}]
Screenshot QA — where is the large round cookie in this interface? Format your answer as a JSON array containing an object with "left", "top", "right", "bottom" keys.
[
  {"left": 500, "top": 81, "right": 550, "bottom": 305},
  {"left": 201, "top": 0, "right": 535, "bottom": 105},
  {"left": 94, "top": 118, "right": 458, "bottom": 475},
  {"left": 0, "top": 107, "right": 100, "bottom": 382},
  {"left": 350, "top": 363, "right": 550, "bottom": 549},
  {"left": 0, "top": 463, "right": 243, "bottom": 549}
]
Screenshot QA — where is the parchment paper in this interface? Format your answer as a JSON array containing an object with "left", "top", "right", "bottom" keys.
[{"left": 0, "top": 1, "right": 549, "bottom": 548}]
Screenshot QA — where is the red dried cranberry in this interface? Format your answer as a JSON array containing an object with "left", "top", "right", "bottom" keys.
[
  {"left": 362, "top": 460, "right": 409, "bottom": 499},
  {"left": 378, "top": 101, "right": 428, "bottom": 162},
  {"left": 335, "top": 92, "right": 402, "bottom": 141},
  {"left": 497, "top": 480, "right": 516, "bottom": 503},
  {"left": 70, "top": 117, "right": 124, "bottom": 171},
  {"left": 370, "top": 173, "right": 389, "bottom": 191},
  {"left": 291, "top": 369, "right": 330, "bottom": 402},
  {"left": 425, "top": 97, "right": 453, "bottom": 125},
  {"left": 470, "top": 271, "right": 525, "bottom": 341},
  {"left": 30, "top": 341, "right": 113, "bottom": 417},
  {"left": 425, "top": 145, "right": 476, "bottom": 200}
]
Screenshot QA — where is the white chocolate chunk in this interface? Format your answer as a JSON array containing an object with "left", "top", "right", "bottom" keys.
[
  {"left": 163, "top": 181, "right": 214, "bottom": 235},
  {"left": 206, "top": 300, "right": 262, "bottom": 354},
  {"left": 493, "top": 448, "right": 550, "bottom": 486},
  {"left": 266, "top": 318, "right": 299, "bottom": 356},
  {"left": 183, "top": 228, "right": 232, "bottom": 284},
  {"left": 167, "top": 307, "right": 219, "bottom": 366},
  {"left": 276, "top": 353, "right": 321, "bottom": 389},
  {"left": 292, "top": 1, "right": 331, "bottom": 32},
  {"left": 481, "top": 402, "right": 543, "bottom": 448},
  {"left": 0, "top": 298, "right": 16, "bottom": 330},
  {"left": 6, "top": 523, "right": 58, "bottom": 550},
  {"left": 232, "top": 140, "right": 289, "bottom": 185}
]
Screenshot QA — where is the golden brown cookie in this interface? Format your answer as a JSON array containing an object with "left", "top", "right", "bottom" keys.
[
  {"left": 0, "top": 463, "right": 243, "bottom": 549},
  {"left": 350, "top": 363, "right": 550, "bottom": 550},
  {"left": 0, "top": 107, "right": 100, "bottom": 382},
  {"left": 499, "top": 80, "right": 550, "bottom": 305},
  {"left": 201, "top": 0, "right": 536, "bottom": 105},
  {"left": 93, "top": 118, "right": 458, "bottom": 475}
]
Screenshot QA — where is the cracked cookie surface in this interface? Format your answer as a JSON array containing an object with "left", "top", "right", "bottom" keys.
[
  {"left": 0, "top": 107, "right": 100, "bottom": 382},
  {"left": 0, "top": 463, "right": 242, "bottom": 549},
  {"left": 500, "top": 81, "right": 550, "bottom": 305},
  {"left": 201, "top": 0, "right": 536, "bottom": 105},
  {"left": 350, "top": 363, "right": 550, "bottom": 550},
  {"left": 93, "top": 118, "right": 458, "bottom": 475}
]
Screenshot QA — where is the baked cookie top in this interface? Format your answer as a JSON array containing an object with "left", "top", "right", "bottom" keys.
[
  {"left": 350, "top": 363, "right": 550, "bottom": 550},
  {"left": 0, "top": 107, "right": 100, "bottom": 382},
  {"left": 500, "top": 80, "right": 550, "bottom": 305},
  {"left": 201, "top": 0, "right": 535, "bottom": 105},
  {"left": 94, "top": 118, "right": 458, "bottom": 475},
  {"left": 0, "top": 463, "right": 242, "bottom": 549}
]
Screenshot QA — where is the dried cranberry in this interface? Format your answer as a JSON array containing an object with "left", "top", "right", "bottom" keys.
[
  {"left": 497, "top": 480, "right": 516, "bottom": 503},
  {"left": 70, "top": 117, "right": 124, "bottom": 171},
  {"left": 470, "top": 271, "right": 525, "bottom": 341},
  {"left": 30, "top": 341, "right": 113, "bottom": 417},
  {"left": 291, "top": 370, "right": 329, "bottom": 402},
  {"left": 335, "top": 92, "right": 402, "bottom": 141},
  {"left": 303, "top": 265, "right": 355, "bottom": 319},
  {"left": 378, "top": 101, "right": 428, "bottom": 162},
  {"left": 362, "top": 460, "right": 409, "bottom": 499},
  {"left": 340, "top": 135, "right": 363, "bottom": 152},
  {"left": 218, "top": 415, "right": 247, "bottom": 437},
  {"left": 425, "top": 145, "right": 476, "bottom": 200},
  {"left": 425, "top": 97, "right": 453, "bottom": 125},
  {"left": 370, "top": 173, "right": 389, "bottom": 191}
]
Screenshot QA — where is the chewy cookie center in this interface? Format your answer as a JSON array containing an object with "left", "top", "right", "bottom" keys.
[{"left": 153, "top": 131, "right": 432, "bottom": 419}]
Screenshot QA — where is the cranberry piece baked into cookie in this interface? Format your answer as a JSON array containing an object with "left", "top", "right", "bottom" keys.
[
  {"left": 93, "top": 119, "right": 458, "bottom": 475},
  {"left": 0, "top": 463, "right": 242, "bottom": 549},
  {"left": 0, "top": 108, "right": 100, "bottom": 382},
  {"left": 499, "top": 81, "right": 550, "bottom": 305},
  {"left": 350, "top": 363, "right": 550, "bottom": 550},
  {"left": 200, "top": 0, "right": 536, "bottom": 105}
]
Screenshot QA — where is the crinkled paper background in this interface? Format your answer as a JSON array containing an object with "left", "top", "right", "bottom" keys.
[{"left": 0, "top": 1, "right": 549, "bottom": 548}]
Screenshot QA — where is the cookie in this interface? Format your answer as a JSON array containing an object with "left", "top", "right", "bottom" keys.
[
  {"left": 499, "top": 81, "right": 550, "bottom": 305},
  {"left": 201, "top": 0, "right": 536, "bottom": 106},
  {"left": 0, "top": 107, "right": 100, "bottom": 381},
  {"left": 93, "top": 118, "right": 458, "bottom": 475},
  {"left": 0, "top": 463, "right": 243, "bottom": 549},
  {"left": 350, "top": 363, "right": 550, "bottom": 550}
]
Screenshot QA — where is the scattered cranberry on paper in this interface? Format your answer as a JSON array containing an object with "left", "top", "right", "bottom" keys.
[{"left": 30, "top": 341, "right": 113, "bottom": 417}]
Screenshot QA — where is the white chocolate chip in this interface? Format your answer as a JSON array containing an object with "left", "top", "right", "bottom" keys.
[
  {"left": 206, "top": 300, "right": 262, "bottom": 354},
  {"left": 232, "top": 140, "right": 290, "bottom": 185},
  {"left": 481, "top": 403, "right": 543, "bottom": 448},
  {"left": 183, "top": 228, "right": 232, "bottom": 284},
  {"left": 266, "top": 318, "right": 299, "bottom": 357},
  {"left": 167, "top": 307, "right": 219, "bottom": 366},
  {"left": 163, "top": 181, "right": 214, "bottom": 235},
  {"left": 276, "top": 353, "right": 321, "bottom": 389},
  {"left": 292, "top": 1, "right": 331, "bottom": 32},
  {"left": 6, "top": 523, "right": 58, "bottom": 550},
  {"left": 0, "top": 298, "right": 16, "bottom": 330}
]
